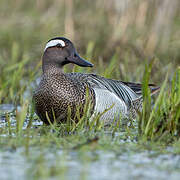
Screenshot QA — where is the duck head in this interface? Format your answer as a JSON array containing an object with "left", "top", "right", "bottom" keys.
[{"left": 42, "top": 37, "right": 93, "bottom": 72}]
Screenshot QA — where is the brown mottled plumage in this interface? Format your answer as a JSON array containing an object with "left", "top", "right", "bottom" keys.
[{"left": 33, "top": 70, "right": 95, "bottom": 124}]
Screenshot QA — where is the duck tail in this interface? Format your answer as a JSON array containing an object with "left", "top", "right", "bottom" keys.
[
  {"left": 131, "top": 84, "right": 160, "bottom": 113},
  {"left": 121, "top": 81, "right": 160, "bottom": 96},
  {"left": 148, "top": 84, "right": 160, "bottom": 96}
]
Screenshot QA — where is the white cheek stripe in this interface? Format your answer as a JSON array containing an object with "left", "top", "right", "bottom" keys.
[{"left": 44, "top": 39, "right": 65, "bottom": 52}]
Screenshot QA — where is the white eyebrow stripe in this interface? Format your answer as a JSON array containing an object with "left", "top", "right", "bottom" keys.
[{"left": 44, "top": 39, "right": 66, "bottom": 51}]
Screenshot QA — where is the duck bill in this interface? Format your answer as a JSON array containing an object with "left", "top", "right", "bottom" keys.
[{"left": 68, "top": 53, "right": 94, "bottom": 67}]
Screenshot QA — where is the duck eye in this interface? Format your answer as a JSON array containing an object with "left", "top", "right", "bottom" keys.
[
  {"left": 74, "top": 53, "right": 77, "bottom": 57},
  {"left": 56, "top": 43, "right": 62, "bottom": 48}
]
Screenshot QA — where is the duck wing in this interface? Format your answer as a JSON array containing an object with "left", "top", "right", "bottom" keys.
[
  {"left": 67, "top": 73, "right": 135, "bottom": 108},
  {"left": 67, "top": 73, "right": 159, "bottom": 105}
]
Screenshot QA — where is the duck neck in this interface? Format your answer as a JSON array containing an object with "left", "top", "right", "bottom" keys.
[{"left": 42, "top": 53, "right": 63, "bottom": 74}]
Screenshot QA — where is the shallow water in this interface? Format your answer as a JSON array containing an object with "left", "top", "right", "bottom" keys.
[
  {"left": 0, "top": 104, "right": 180, "bottom": 180},
  {"left": 0, "top": 104, "right": 42, "bottom": 129},
  {"left": 1, "top": 146, "right": 180, "bottom": 180}
]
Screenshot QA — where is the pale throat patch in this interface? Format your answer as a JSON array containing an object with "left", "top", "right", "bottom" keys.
[{"left": 44, "top": 39, "right": 66, "bottom": 52}]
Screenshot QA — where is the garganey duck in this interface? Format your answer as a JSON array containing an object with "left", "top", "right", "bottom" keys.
[{"left": 33, "top": 37, "right": 159, "bottom": 125}]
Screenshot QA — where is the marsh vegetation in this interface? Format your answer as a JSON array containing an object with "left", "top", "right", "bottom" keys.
[{"left": 0, "top": 0, "right": 180, "bottom": 179}]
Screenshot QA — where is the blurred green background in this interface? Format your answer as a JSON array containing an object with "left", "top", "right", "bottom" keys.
[{"left": 0, "top": 0, "right": 179, "bottom": 104}]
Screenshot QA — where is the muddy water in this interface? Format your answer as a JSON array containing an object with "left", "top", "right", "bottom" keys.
[{"left": 0, "top": 104, "right": 180, "bottom": 180}]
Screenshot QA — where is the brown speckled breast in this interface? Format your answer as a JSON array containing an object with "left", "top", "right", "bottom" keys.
[{"left": 33, "top": 72, "right": 95, "bottom": 124}]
